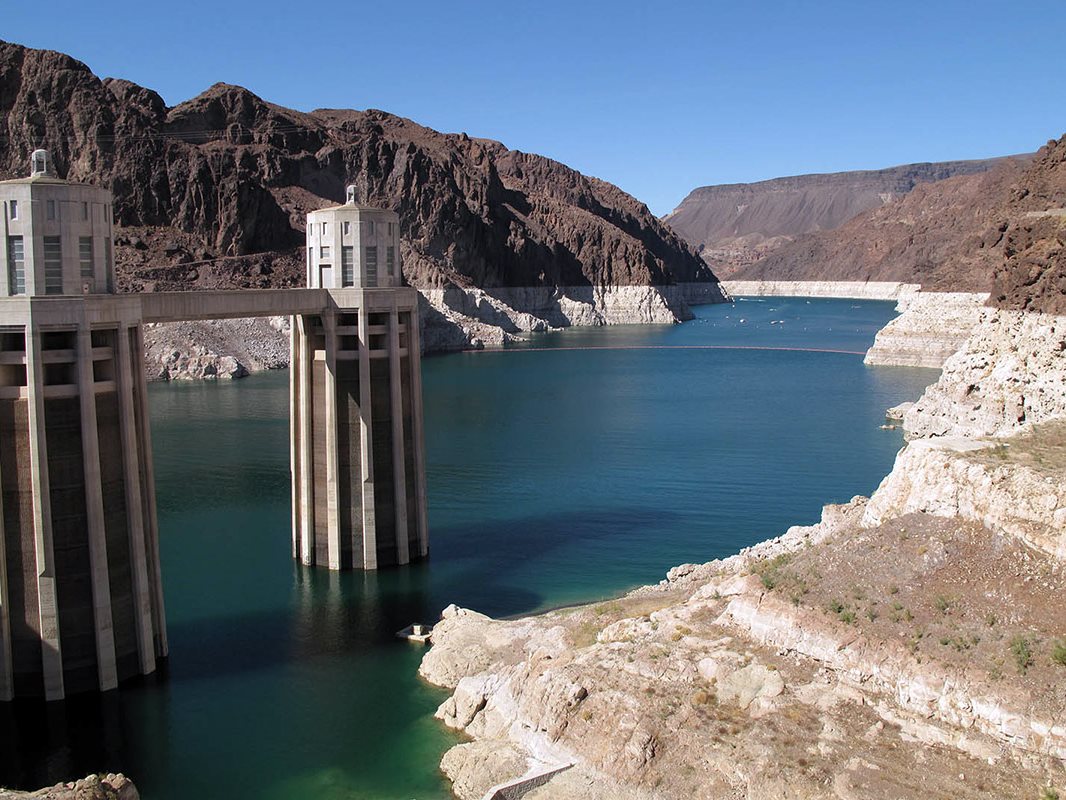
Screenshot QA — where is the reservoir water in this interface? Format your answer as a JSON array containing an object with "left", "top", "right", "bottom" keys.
[{"left": 1, "top": 297, "right": 939, "bottom": 799}]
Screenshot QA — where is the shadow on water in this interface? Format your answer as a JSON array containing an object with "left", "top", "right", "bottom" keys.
[
  {"left": 428, "top": 505, "right": 685, "bottom": 618},
  {"left": 0, "top": 677, "right": 171, "bottom": 790},
  {"left": 148, "top": 503, "right": 679, "bottom": 691}
]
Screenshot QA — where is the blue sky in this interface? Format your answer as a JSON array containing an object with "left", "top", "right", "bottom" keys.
[{"left": 5, "top": 0, "right": 1065, "bottom": 215}]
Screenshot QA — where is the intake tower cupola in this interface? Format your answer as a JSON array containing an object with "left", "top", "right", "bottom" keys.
[
  {"left": 1, "top": 150, "right": 117, "bottom": 296},
  {"left": 305, "top": 197, "right": 402, "bottom": 290},
  {"left": 31, "top": 149, "right": 55, "bottom": 178}
]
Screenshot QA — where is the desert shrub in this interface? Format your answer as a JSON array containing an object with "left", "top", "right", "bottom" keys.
[
  {"left": 1010, "top": 635, "right": 1034, "bottom": 674},
  {"left": 754, "top": 553, "right": 794, "bottom": 590}
]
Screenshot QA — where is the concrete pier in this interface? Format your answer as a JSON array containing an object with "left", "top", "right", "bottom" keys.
[
  {"left": 290, "top": 197, "right": 428, "bottom": 569},
  {"left": 0, "top": 160, "right": 429, "bottom": 700},
  {"left": 0, "top": 152, "right": 167, "bottom": 700},
  {"left": 0, "top": 316, "right": 169, "bottom": 700}
]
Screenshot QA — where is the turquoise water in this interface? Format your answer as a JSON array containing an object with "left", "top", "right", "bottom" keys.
[{"left": 1, "top": 298, "right": 938, "bottom": 798}]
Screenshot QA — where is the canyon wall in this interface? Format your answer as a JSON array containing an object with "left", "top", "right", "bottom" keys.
[
  {"left": 0, "top": 41, "right": 723, "bottom": 368},
  {"left": 667, "top": 158, "right": 1014, "bottom": 276}
]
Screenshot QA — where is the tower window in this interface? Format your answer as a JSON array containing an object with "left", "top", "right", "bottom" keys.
[
  {"left": 80, "top": 237, "right": 94, "bottom": 279},
  {"left": 322, "top": 222, "right": 328, "bottom": 236},
  {"left": 365, "top": 246, "right": 378, "bottom": 287},
  {"left": 7, "top": 236, "right": 24, "bottom": 295},
  {"left": 341, "top": 246, "right": 354, "bottom": 287},
  {"left": 386, "top": 246, "right": 395, "bottom": 276},
  {"left": 320, "top": 246, "right": 331, "bottom": 259},
  {"left": 43, "top": 236, "right": 63, "bottom": 295},
  {"left": 104, "top": 238, "right": 112, "bottom": 292},
  {"left": 8, "top": 200, "right": 16, "bottom": 220},
  {"left": 82, "top": 202, "right": 89, "bottom": 220},
  {"left": 388, "top": 222, "right": 394, "bottom": 236},
  {"left": 47, "top": 200, "right": 56, "bottom": 220},
  {"left": 367, "top": 220, "right": 375, "bottom": 236},
  {"left": 343, "top": 221, "right": 350, "bottom": 235}
]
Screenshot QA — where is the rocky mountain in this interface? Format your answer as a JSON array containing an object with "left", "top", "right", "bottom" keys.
[
  {"left": 991, "top": 134, "right": 1066, "bottom": 314},
  {"left": 730, "top": 134, "right": 1066, "bottom": 311},
  {"left": 665, "top": 158, "right": 1015, "bottom": 275},
  {"left": 732, "top": 161, "right": 1023, "bottom": 290},
  {"left": 0, "top": 41, "right": 720, "bottom": 354}
]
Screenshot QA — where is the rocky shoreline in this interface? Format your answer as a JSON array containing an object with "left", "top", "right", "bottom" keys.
[
  {"left": 140, "top": 280, "right": 996, "bottom": 381},
  {"left": 720, "top": 280, "right": 920, "bottom": 301},
  {"left": 140, "top": 282, "right": 728, "bottom": 380},
  {"left": 864, "top": 291, "right": 989, "bottom": 369},
  {"left": 142, "top": 316, "right": 290, "bottom": 381},
  {"left": 417, "top": 303, "right": 1066, "bottom": 799},
  {"left": 0, "top": 774, "right": 138, "bottom": 799}
]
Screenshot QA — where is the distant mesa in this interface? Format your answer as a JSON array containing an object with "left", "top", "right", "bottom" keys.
[
  {"left": 666, "top": 130, "right": 1066, "bottom": 319},
  {"left": 665, "top": 156, "right": 1029, "bottom": 280}
]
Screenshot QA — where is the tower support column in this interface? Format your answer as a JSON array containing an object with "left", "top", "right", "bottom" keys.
[
  {"left": 132, "top": 324, "right": 167, "bottom": 660},
  {"left": 115, "top": 323, "right": 157, "bottom": 675},
  {"left": 75, "top": 324, "right": 118, "bottom": 691},
  {"left": 388, "top": 304, "right": 410, "bottom": 565},
  {"left": 322, "top": 311, "right": 342, "bottom": 570},
  {"left": 25, "top": 325, "right": 64, "bottom": 701},
  {"left": 290, "top": 316, "right": 311, "bottom": 564},
  {"left": 0, "top": 417, "right": 12, "bottom": 702},
  {"left": 357, "top": 302, "right": 378, "bottom": 570},
  {"left": 407, "top": 306, "right": 430, "bottom": 559}
]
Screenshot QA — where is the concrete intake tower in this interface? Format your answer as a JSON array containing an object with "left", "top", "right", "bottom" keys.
[{"left": 0, "top": 154, "right": 428, "bottom": 701}]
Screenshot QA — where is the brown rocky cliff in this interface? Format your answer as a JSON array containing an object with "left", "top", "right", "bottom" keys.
[
  {"left": 991, "top": 134, "right": 1066, "bottom": 314},
  {"left": 729, "top": 132, "right": 1066, "bottom": 314},
  {"left": 0, "top": 41, "right": 715, "bottom": 297},
  {"left": 665, "top": 158, "right": 1017, "bottom": 276},
  {"left": 731, "top": 160, "right": 1024, "bottom": 291}
]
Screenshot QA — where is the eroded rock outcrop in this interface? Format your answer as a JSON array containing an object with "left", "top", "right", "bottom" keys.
[
  {"left": 731, "top": 160, "right": 1024, "bottom": 290},
  {"left": 991, "top": 134, "right": 1066, "bottom": 315},
  {"left": 421, "top": 500, "right": 1066, "bottom": 798},
  {"left": 863, "top": 434, "right": 1066, "bottom": 559},
  {"left": 142, "top": 317, "right": 289, "bottom": 381},
  {"left": 0, "top": 774, "right": 138, "bottom": 800},
  {"left": 864, "top": 291, "right": 989, "bottom": 368},
  {"left": 727, "top": 133, "right": 1066, "bottom": 317},
  {"left": 904, "top": 310, "right": 1066, "bottom": 438}
]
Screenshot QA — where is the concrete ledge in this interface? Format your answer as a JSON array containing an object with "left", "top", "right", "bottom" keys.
[
  {"left": 141, "top": 287, "right": 421, "bottom": 322},
  {"left": 0, "top": 287, "right": 423, "bottom": 327},
  {"left": 480, "top": 762, "right": 574, "bottom": 800}
]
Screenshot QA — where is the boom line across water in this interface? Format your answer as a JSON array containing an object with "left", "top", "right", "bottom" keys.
[{"left": 466, "top": 344, "right": 868, "bottom": 356}]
